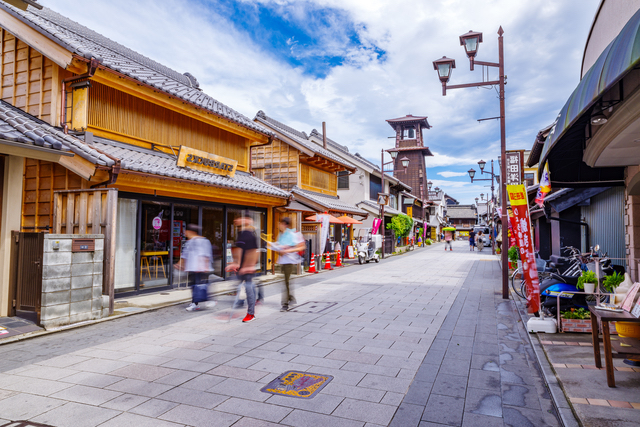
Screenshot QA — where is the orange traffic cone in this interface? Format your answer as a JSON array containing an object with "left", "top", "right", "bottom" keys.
[
  {"left": 308, "top": 253, "right": 317, "bottom": 274},
  {"left": 324, "top": 253, "right": 333, "bottom": 270},
  {"left": 335, "top": 251, "right": 343, "bottom": 267}
]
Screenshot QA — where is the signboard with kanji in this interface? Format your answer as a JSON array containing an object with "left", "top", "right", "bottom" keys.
[
  {"left": 505, "top": 150, "right": 524, "bottom": 185},
  {"left": 507, "top": 184, "right": 540, "bottom": 313}
]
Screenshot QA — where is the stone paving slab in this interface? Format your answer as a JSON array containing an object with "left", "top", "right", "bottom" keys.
[
  {"left": 0, "top": 245, "right": 567, "bottom": 426},
  {"left": 389, "top": 259, "right": 563, "bottom": 427}
]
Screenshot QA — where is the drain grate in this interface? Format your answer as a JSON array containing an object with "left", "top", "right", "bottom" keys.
[
  {"left": 288, "top": 301, "right": 337, "bottom": 313},
  {"left": 261, "top": 370, "right": 333, "bottom": 399}
]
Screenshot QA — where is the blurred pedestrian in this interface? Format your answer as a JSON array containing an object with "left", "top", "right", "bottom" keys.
[
  {"left": 469, "top": 229, "right": 476, "bottom": 251},
  {"left": 175, "top": 224, "right": 214, "bottom": 312},
  {"left": 476, "top": 231, "right": 484, "bottom": 252},
  {"left": 225, "top": 215, "right": 259, "bottom": 323},
  {"left": 268, "top": 217, "right": 305, "bottom": 312},
  {"left": 444, "top": 229, "right": 453, "bottom": 251}
]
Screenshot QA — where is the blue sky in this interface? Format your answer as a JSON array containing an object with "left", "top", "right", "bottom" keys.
[
  {"left": 56, "top": 0, "right": 601, "bottom": 204},
  {"left": 208, "top": 0, "right": 386, "bottom": 77}
]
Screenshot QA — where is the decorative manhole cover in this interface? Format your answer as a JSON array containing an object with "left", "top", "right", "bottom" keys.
[
  {"left": 289, "top": 301, "right": 337, "bottom": 313},
  {"left": 261, "top": 370, "right": 333, "bottom": 399}
]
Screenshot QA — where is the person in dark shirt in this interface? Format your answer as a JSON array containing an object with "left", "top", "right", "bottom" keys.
[
  {"left": 469, "top": 230, "right": 476, "bottom": 251},
  {"left": 226, "top": 215, "right": 258, "bottom": 323}
]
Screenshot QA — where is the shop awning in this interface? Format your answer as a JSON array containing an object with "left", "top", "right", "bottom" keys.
[
  {"left": 537, "top": 8, "right": 640, "bottom": 185},
  {"left": 285, "top": 201, "right": 315, "bottom": 212},
  {"left": 291, "top": 187, "right": 366, "bottom": 217}
]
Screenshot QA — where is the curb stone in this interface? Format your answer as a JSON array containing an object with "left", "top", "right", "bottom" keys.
[{"left": 511, "top": 291, "right": 581, "bottom": 427}]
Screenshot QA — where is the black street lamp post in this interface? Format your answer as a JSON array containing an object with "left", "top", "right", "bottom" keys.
[
  {"left": 468, "top": 159, "right": 498, "bottom": 255},
  {"left": 433, "top": 27, "right": 509, "bottom": 299}
]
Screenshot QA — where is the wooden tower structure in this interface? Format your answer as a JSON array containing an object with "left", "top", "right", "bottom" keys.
[{"left": 386, "top": 115, "right": 434, "bottom": 203}]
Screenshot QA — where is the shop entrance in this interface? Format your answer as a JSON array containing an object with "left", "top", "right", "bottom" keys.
[{"left": 114, "top": 194, "right": 266, "bottom": 297}]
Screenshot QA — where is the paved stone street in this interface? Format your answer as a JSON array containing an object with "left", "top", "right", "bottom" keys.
[{"left": 0, "top": 243, "right": 561, "bottom": 427}]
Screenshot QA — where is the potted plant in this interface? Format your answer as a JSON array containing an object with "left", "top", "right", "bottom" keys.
[
  {"left": 577, "top": 270, "right": 598, "bottom": 294},
  {"left": 508, "top": 245, "right": 519, "bottom": 270},
  {"left": 603, "top": 271, "right": 624, "bottom": 293}
]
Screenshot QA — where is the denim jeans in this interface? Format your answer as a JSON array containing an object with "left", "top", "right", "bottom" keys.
[
  {"left": 190, "top": 272, "right": 208, "bottom": 304},
  {"left": 237, "top": 273, "right": 256, "bottom": 315}
]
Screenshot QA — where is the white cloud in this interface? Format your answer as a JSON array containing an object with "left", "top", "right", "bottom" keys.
[{"left": 438, "top": 171, "right": 468, "bottom": 178}]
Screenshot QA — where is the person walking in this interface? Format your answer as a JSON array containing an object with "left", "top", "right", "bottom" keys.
[
  {"left": 476, "top": 231, "right": 484, "bottom": 252},
  {"left": 268, "top": 217, "right": 305, "bottom": 312},
  {"left": 175, "top": 224, "right": 214, "bottom": 312},
  {"left": 225, "top": 215, "right": 259, "bottom": 323},
  {"left": 444, "top": 229, "right": 453, "bottom": 251},
  {"left": 469, "top": 229, "right": 476, "bottom": 251}
]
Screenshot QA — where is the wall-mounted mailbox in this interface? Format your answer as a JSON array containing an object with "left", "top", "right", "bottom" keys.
[{"left": 72, "top": 239, "right": 95, "bottom": 252}]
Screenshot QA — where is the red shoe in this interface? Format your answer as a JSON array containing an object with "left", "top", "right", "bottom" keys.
[{"left": 242, "top": 314, "right": 255, "bottom": 323}]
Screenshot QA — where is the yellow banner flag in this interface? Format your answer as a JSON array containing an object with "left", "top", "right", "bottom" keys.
[{"left": 507, "top": 184, "right": 527, "bottom": 206}]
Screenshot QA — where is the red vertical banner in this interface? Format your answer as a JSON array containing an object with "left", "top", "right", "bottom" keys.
[
  {"left": 372, "top": 218, "right": 382, "bottom": 235},
  {"left": 507, "top": 184, "right": 540, "bottom": 313},
  {"left": 507, "top": 209, "right": 518, "bottom": 249}
]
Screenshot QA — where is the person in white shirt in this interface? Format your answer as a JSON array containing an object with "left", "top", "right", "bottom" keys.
[{"left": 268, "top": 217, "right": 305, "bottom": 312}]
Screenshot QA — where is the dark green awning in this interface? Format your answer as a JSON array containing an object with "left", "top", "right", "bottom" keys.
[{"left": 539, "top": 7, "right": 640, "bottom": 180}]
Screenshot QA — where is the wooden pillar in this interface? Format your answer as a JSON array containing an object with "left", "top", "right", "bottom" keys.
[{"left": 0, "top": 156, "right": 25, "bottom": 317}]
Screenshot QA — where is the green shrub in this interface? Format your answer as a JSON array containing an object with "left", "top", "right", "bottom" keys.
[
  {"left": 508, "top": 245, "right": 519, "bottom": 264},
  {"left": 425, "top": 239, "right": 432, "bottom": 245},
  {"left": 561, "top": 307, "right": 590, "bottom": 319},
  {"left": 386, "top": 214, "right": 413, "bottom": 238}
]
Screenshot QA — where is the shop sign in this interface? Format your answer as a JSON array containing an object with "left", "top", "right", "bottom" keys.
[
  {"left": 152, "top": 216, "right": 162, "bottom": 230},
  {"left": 407, "top": 207, "right": 413, "bottom": 218},
  {"left": 177, "top": 146, "right": 238, "bottom": 178},
  {"left": 505, "top": 150, "right": 524, "bottom": 185},
  {"left": 507, "top": 184, "right": 540, "bottom": 313}
]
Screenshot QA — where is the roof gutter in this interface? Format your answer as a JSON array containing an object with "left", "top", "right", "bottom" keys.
[{"left": 85, "top": 133, "right": 121, "bottom": 188}]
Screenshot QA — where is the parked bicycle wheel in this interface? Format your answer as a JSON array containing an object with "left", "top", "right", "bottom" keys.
[{"left": 511, "top": 269, "right": 525, "bottom": 299}]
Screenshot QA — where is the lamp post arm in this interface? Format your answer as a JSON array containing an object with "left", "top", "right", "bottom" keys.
[
  {"left": 443, "top": 80, "right": 500, "bottom": 95},
  {"left": 473, "top": 60, "right": 500, "bottom": 68}
]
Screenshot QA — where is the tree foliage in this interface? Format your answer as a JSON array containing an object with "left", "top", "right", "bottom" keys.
[{"left": 386, "top": 214, "right": 413, "bottom": 238}]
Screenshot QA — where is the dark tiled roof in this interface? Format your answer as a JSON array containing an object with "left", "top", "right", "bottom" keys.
[
  {"left": 446, "top": 205, "right": 477, "bottom": 220},
  {"left": 0, "top": 3, "right": 272, "bottom": 136},
  {"left": 91, "top": 137, "right": 289, "bottom": 198},
  {"left": 292, "top": 187, "right": 366, "bottom": 215},
  {"left": 386, "top": 115, "right": 431, "bottom": 129},
  {"left": 254, "top": 111, "right": 355, "bottom": 170},
  {"left": 357, "top": 199, "right": 402, "bottom": 216},
  {"left": 307, "top": 129, "right": 411, "bottom": 191},
  {"left": 0, "top": 100, "right": 113, "bottom": 165}
]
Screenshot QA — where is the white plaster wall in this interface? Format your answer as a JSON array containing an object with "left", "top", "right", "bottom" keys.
[{"left": 583, "top": 0, "right": 640, "bottom": 76}]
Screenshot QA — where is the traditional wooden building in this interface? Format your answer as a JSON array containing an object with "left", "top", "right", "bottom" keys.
[
  {"left": 0, "top": 3, "right": 290, "bottom": 317},
  {"left": 252, "top": 111, "right": 365, "bottom": 256}
]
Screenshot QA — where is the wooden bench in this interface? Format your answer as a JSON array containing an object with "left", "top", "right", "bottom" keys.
[{"left": 588, "top": 306, "right": 640, "bottom": 387}]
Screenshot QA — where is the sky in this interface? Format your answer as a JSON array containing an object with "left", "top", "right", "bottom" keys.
[{"left": 51, "top": 0, "right": 601, "bottom": 204}]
